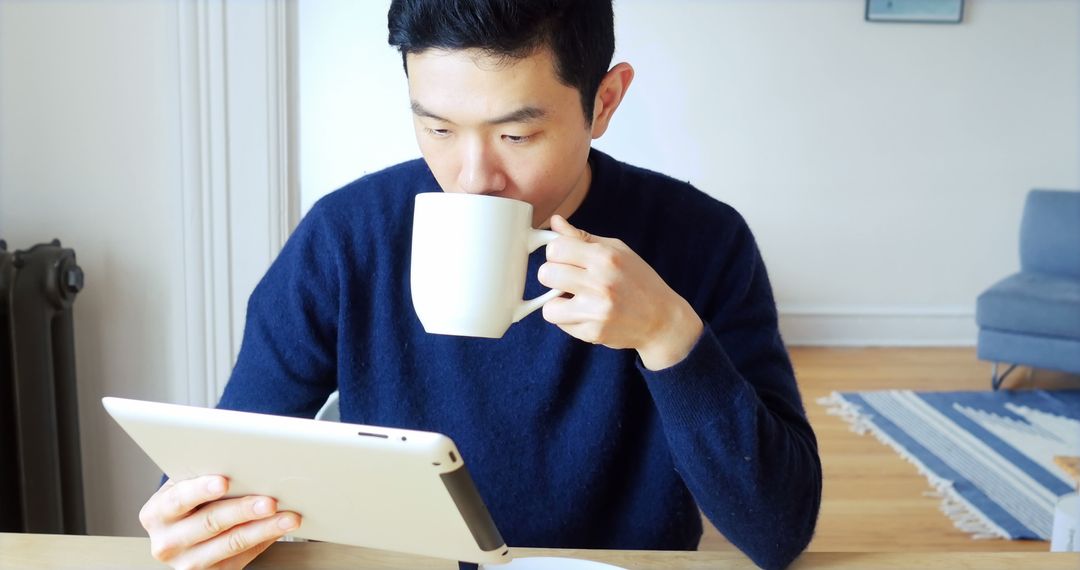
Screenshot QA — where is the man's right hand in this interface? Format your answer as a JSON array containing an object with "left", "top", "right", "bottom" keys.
[{"left": 139, "top": 475, "right": 301, "bottom": 570}]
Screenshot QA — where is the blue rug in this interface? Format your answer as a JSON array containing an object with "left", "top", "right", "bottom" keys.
[{"left": 820, "top": 389, "right": 1080, "bottom": 540}]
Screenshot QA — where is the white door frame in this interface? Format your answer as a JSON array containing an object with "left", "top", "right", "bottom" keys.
[{"left": 177, "top": 0, "right": 299, "bottom": 406}]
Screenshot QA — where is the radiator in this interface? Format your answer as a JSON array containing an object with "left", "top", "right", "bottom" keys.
[{"left": 0, "top": 239, "right": 86, "bottom": 534}]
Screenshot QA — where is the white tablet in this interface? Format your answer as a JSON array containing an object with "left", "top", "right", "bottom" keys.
[{"left": 102, "top": 397, "right": 511, "bottom": 565}]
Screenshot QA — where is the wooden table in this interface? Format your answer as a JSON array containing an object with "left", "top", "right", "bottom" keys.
[
  {"left": 2, "top": 533, "right": 1078, "bottom": 569},
  {"left": 1055, "top": 456, "right": 1080, "bottom": 490}
]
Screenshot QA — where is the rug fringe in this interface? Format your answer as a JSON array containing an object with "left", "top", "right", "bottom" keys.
[
  {"left": 817, "top": 392, "right": 1012, "bottom": 540},
  {"left": 818, "top": 392, "right": 873, "bottom": 434}
]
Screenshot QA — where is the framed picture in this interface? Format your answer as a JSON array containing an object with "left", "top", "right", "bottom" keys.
[{"left": 865, "top": 0, "right": 964, "bottom": 24}]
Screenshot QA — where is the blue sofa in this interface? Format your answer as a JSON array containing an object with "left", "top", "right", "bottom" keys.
[{"left": 976, "top": 189, "right": 1080, "bottom": 389}]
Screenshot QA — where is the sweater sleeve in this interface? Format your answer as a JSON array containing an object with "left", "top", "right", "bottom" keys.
[
  {"left": 640, "top": 223, "right": 822, "bottom": 570},
  {"left": 215, "top": 200, "right": 341, "bottom": 417}
]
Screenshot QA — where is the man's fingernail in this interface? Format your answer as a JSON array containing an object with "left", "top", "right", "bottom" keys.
[
  {"left": 207, "top": 478, "right": 225, "bottom": 494},
  {"left": 254, "top": 499, "right": 272, "bottom": 515},
  {"left": 278, "top": 515, "right": 299, "bottom": 531}
]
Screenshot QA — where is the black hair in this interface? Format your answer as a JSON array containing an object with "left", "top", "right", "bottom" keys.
[{"left": 388, "top": 0, "right": 615, "bottom": 124}]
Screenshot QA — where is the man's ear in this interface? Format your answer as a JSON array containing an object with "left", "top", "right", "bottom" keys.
[{"left": 590, "top": 62, "right": 635, "bottom": 139}]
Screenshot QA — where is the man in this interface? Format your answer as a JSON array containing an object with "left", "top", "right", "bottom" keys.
[{"left": 138, "top": 1, "right": 822, "bottom": 569}]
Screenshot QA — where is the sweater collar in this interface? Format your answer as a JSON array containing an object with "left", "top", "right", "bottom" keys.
[{"left": 567, "top": 147, "right": 615, "bottom": 231}]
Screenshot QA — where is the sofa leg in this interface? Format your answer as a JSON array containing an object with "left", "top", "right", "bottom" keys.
[{"left": 992, "top": 363, "right": 1018, "bottom": 390}]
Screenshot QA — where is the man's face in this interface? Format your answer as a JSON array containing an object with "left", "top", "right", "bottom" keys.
[{"left": 406, "top": 48, "right": 594, "bottom": 228}]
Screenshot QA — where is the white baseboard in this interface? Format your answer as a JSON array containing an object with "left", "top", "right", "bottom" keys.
[{"left": 777, "top": 305, "right": 977, "bottom": 347}]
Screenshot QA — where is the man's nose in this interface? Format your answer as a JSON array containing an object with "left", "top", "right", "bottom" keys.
[{"left": 457, "top": 140, "right": 506, "bottom": 195}]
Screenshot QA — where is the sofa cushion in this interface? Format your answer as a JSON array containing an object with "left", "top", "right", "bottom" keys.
[
  {"left": 1020, "top": 190, "right": 1080, "bottom": 280},
  {"left": 976, "top": 272, "right": 1080, "bottom": 339},
  {"left": 977, "top": 328, "right": 1080, "bottom": 374}
]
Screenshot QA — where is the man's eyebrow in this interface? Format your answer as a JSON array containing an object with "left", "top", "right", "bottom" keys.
[
  {"left": 485, "top": 106, "right": 547, "bottom": 125},
  {"left": 411, "top": 101, "right": 449, "bottom": 122},
  {"left": 410, "top": 101, "right": 547, "bottom": 125}
]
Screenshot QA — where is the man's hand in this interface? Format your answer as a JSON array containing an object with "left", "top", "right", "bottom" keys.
[
  {"left": 539, "top": 215, "right": 704, "bottom": 370},
  {"left": 139, "top": 475, "right": 301, "bottom": 570}
]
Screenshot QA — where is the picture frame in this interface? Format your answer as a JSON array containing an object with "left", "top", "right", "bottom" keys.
[{"left": 865, "top": 0, "right": 964, "bottom": 24}]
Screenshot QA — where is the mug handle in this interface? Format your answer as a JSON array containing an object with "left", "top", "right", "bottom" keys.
[{"left": 512, "top": 229, "right": 563, "bottom": 323}]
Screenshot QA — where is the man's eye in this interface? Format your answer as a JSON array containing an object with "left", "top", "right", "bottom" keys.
[
  {"left": 503, "top": 134, "right": 532, "bottom": 144},
  {"left": 425, "top": 128, "right": 451, "bottom": 138}
]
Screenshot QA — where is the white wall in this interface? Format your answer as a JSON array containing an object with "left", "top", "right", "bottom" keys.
[
  {"left": 0, "top": 0, "right": 294, "bottom": 536},
  {"left": 0, "top": 0, "right": 186, "bottom": 536},
  {"left": 298, "top": 0, "right": 1080, "bottom": 345},
  {"left": 298, "top": 0, "right": 418, "bottom": 212}
]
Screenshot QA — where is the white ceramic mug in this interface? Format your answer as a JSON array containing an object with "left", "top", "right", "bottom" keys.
[{"left": 410, "top": 193, "right": 562, "bottom": 338}]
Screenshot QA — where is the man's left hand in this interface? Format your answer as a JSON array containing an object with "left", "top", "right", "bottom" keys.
[{"left": 538, "top": 215, "right": 704, "bottom": 370}]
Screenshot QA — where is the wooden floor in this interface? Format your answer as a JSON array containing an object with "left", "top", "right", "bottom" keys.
[{"left": 697, "top": 347, "right": 1077, "bottom": 553}]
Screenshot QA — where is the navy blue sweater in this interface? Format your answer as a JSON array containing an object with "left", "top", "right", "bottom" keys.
[{"left": 217, "top": 149, "right": 821, "bottom": 569}]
